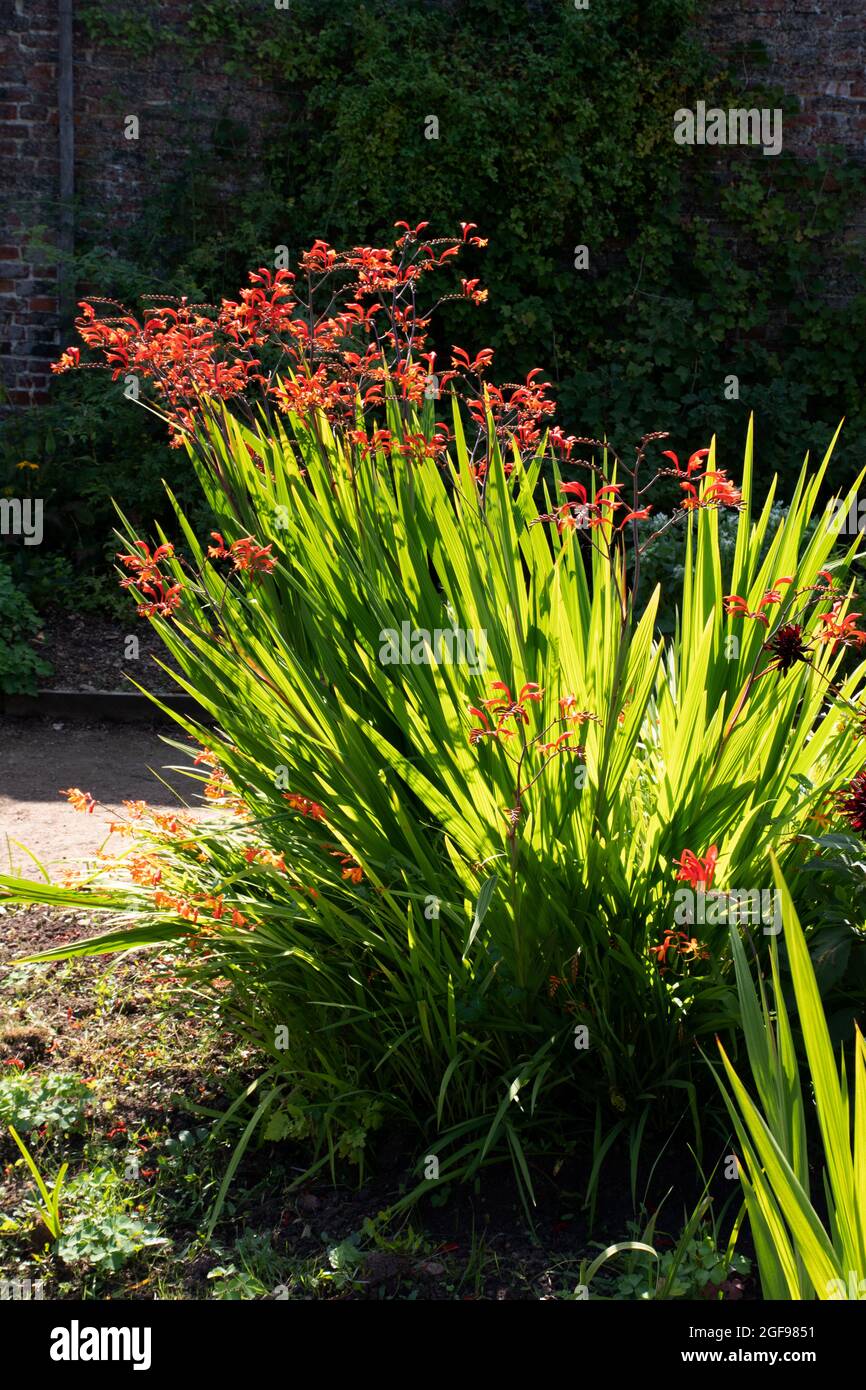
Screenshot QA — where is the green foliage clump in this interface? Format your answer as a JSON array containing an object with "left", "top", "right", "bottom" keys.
[
  {"left": 56, "top": 1168, "right": 167, "bottom": 1271},
  {"left": 0, "top": 1073, "right": 90, "bottom": 1133},
  {"left": 0, "top": 560, "right": 51, "bottom": 694}
]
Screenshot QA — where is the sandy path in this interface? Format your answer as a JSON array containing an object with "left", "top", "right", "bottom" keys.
[{"left": 0, "top": 718, "right": 203, "bottom": 875}]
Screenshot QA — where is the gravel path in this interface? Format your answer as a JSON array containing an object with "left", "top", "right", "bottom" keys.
[{"left": 0, "top": 718, "right": 203, "bottom": 874}]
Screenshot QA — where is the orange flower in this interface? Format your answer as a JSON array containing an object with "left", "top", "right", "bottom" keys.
[
  {"left": 245, "top": 846, "right": 288, "bottom": 874},
  {"left": 128, "top": 855, "right": 162, "bottom": 886},
  {"left": 118, "top": 541, "right": 184, "bottom": 618},
  {"left": 651, "top": 929, "right": 710, "bottom": 973},
  {"left": 61, "top": 787, "right": 95, "bottom": 814},
  {"left": 152, "top": 811, "right": 194, "bottom": 836},
  {"left": 209, "top": 532, "right": 276, "bottom": 575},
  {"left": 283, "top": 793, "right": 326, "bottom": 821}
]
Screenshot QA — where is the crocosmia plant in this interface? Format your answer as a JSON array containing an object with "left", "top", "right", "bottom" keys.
[{"left": 5, "top": 223, "right": 866, "bottom": 1218}]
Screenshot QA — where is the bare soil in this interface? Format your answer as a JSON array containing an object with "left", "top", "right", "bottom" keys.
[{"left": 36, "top": 613, "right": 184, "bottom": 694}]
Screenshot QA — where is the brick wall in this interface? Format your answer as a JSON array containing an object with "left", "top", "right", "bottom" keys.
[
  {"left": 701, "top": 2, "right": 866, "bottom": 159},
  {"left": 0, "top": 0, "right": 284, "bottom": 410},
  {"left": 2, "top": 0, "right": 866, "bottom": 410},
  {"left": 0, "top": 0, "right": 62, "bottom": 406}
]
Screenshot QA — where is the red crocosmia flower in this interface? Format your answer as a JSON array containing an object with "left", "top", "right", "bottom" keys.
[
  {"left": 467, "top": 707, "right": 503, "bottom": 745},
  {"left": 538, "top": 731, "right": 585, "bottom": 757},
  {"left": 816, "top": 602, "right": 866, "bottom": 649},
  {"left": 460, "top": 278, "right": 488, "bottom": 304},
  {"left": 51, "top": 347, "right": 80, "bottom": 373},
  {"left": 559, "top": 696, "right": 602, "bottom": 726},
  {"left": 703, "top": 472, "right": 742, "bottom": 508},
  {"left": 482, "top": 680, "right": 543, "bottom": 718},
  {"left": 518, "top": 682, "right": 543, "bottom": 702},
  {"left": 673, "top": 845, "right": 718, "bottom": 892},
  {"left": 228, "top": 536, "right": 276, "bottom": 575},
  {"left": 469, "top": 681, "right": 542, "bottom": 744},
  {"left": 394, "top": 220, "right": 430, "bottom": 239},
  {"left": 3, "top": 1058, "right": 25, "bottom": 1069},
  {"left": 283, "top": 793, "right": 327, "bottom": 821},
  {"left": 662, "top": 448, "right": 709, "bottom": 476},
  {"left": 723, "top": 595, "right": 769, "bottom": 626},
  {"left": 118, "top": 540, "right": 184, "bottom": 617},
  {"left": 458, "top": 222, "right": 488, "bottom": 247},
  {"left": 559, "top": 482, "right": 588, "bottom": 503},
  {"left": 618, "top": 506, "right": 652, "bottom": 529},
  {"left": 489, "top": 681, "right": 542, "bottom": 706}
]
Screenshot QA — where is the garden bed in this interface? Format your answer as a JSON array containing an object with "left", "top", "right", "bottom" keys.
[
  {"left": 1, "top": 614, "right": 203, "bottom": 722},
  {"left": 36, "top": 612, "right": 185, "bottom": 695},
  {"left": 0, "top": 905, "right": 754, "bottom": 1302}
]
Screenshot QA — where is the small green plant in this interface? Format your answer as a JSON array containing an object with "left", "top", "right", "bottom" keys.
[
  {"left": 56, "top": 1168, "right": 167, "bottom": 1272},
  {"left": 574, "top": 1187, "right": 748, "bottom": 1301},
  {"left": 8, "top": 1125, "right": 67, "bottom": 1241},
  {"left": 609, "top": 1225, "right": 750, "bottom": 1301},
  {"left": 0, "top": 1072, "right": 91, "bottom": 1133},
  {"left": 56, "top": 1209, "right": 166, "bottom": 1272},
  {"left": 0, "top": 560, "right": 51, "bottom": 695}
]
